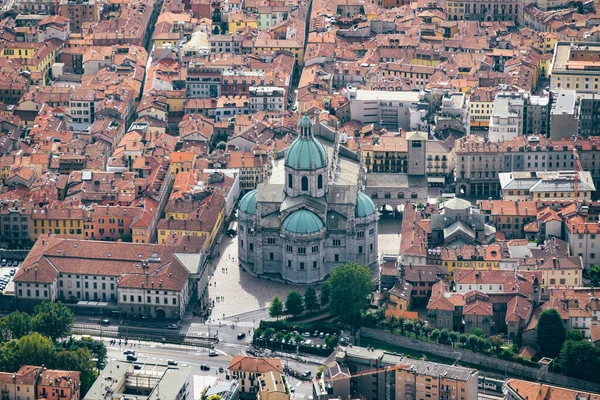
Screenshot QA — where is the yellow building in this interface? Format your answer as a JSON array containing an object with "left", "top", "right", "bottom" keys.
[
  {"left": 2, "top": 41, "right": 64, "bottom": 85},
  {"left": 361, "top": 134, "right": 408, "bottom": 173},
  {"left": 252, "top": 39, "right": 304, "bottom": 65},
  {"left": 518, "top": 255, "right": 582, "bottom": 298},
  {"left": 442, "top": 244, "right": 501, "bottom": 275},
  {"left": 228, "top": 10, "right": 258, "bottom": 32},
  {"left": 169, "top": 152, "right": 196, "bottom": 175},
  {"left": 386, "top": 280, "right": 412, "bottom": 311},
  {"left": 30, "top": 207, "right": 85, "bottom": 241},
  {"left": 550, "top": 42, "right": 600, "bottom": 92},
  {"left": 257, "top": 371, "right": 290, "bottom": 400},
  {"left": 157, "top": 193, "right": 225, "bottom": 249},
  {"left": 468, "top": 88, "right": 496, "bottom": 129}
]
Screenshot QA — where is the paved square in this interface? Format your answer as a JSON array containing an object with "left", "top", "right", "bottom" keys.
[{"left": 207, "top": 218, "right": 403, "bottom": 322}]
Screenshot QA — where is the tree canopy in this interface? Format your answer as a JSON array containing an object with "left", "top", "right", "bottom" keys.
[
  {"left": 285, "top": 291, "right": 304, "bottom": 316},
  {"left": 32, "top": 301, "right": 74, "bottom": 341},
  {"left": 558, "top": 340, "right": 600, "bottom": 383},
  {"left": 320, "top": 283, "right": 331, "bottom": 307},
  {"left": 269, "top": 296, "right": 284, "bottom": 320},
  {"left": 536, "top": 309, "right": 566, "bottom": 358},
  {"left": 303, "top": 287, "right": 319, "bottom": 312},
  {"left": 326, "top": 263, "right": 373, "bottom": 322}
]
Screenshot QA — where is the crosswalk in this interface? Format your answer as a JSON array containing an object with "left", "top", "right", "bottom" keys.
[{"left": 292, "top": 393, "right": 309, "bottom": 399}]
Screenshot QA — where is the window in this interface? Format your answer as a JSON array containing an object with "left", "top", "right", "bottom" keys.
[
  {"left": 318, "top": 174, "right": 323, "bottom": 189},
  {"left": 358, "top": 246, "right": 363, "bottom": 254},
  {"left": 357, "top": 231, "right": 365, "bottom": 238},
  {"left": 288, "top": 173, "right": 293, "bottom": 188},
  {"left": 299, "top": 262, "right": 305, "bottom": 270},
  {"left": 267, "top": 238, "right": 276, "bottom": 245},
  {"left": 312, "top": 245, "right": 319, "bottom": 253},
  {"left": 301, "top": 176, "right": 308, "bottom": 191},
  {"left": 270, "top": 253, "right": 274, "bottom": 260},
  {"left": 286, "top": 245, "right": 293, "bottom": 253},
  {"left": 333, "top": 239, "right": 341, "bottom": 246},
  {"left": 249, "top": 243, "right": 254, "bottom": 251},
  {"left": 334, "top": 254, "right": 339, "bottom": 262},
  {"left": 287, "top": 260, "right": 292, "bottom": 268},
  {"left": 298, "top": 247, "right": 306, "bottom": 254}
]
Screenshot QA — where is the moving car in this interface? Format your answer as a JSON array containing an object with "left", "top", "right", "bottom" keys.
[
  {"left": 200, "top": 364, "right": 210, "bottom": 371},
  {"left": 168, "top": 324, "right": 179, "bottom": 330},
  {"left": 124, "top": 350, "right": 136, "bottom": 356},
  {"left": 167, "top": 360, "right": 177, "bottom": 366},
  {"left": 208, "top": 350, "right": 218, "bottom": 357},
  {"left": 237, "top": 333, "right": 246, "bottom": 340},
  {"left": 99, "top": 319, "right": 110, "bottom": 325},
  {"left": 126, "top": 355, "right": 137, "bottom": 361}
]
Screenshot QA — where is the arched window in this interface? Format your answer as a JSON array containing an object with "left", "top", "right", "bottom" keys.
[
  {"left": 318, "top": 174, "right": 323, "bottom": 189},
  {"left": 288, "top": 174, "right": 293, "bottom": 188},
  {"left": 301, "top": 176, "right": 308, "bottom": 191}
]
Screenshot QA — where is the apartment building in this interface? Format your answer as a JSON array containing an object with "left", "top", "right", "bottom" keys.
[
  {"left": 488, "top": 92, "right": 524, "bottom": 142},
  {"left": 468, "top": 88, "right": 496, "bottom": 130},
  {"left": 345, "top": 88, "right": 425, "bottom": 131},
  {"left": 454, "top": 135, "right": 600, "bottom": 198},
  {"left": 362, "top": 133, "right": 408, "bottom": 174},
  {"left": 0, "top": 200, "right": 33, "bottom": 246},
  {"left": 249, "top": 87, "right": 285, "bottom": 112},
  {"left": 0, "top": 366, "right": 80, "bottom": 400},
  {"left": 550, "top": 42, "right": 600, "bottom": 93},
  {"left": 14, "top": 238, "right": 191, "bottom": 318},
  {"left": 227, "top": 356, "right": 284, "bottom": 398},
  {"left": 578, "top": 93, "right": 600, "bottom": 137},
  {"left": 549, "top": 90, "right": 578, "bottom": 140},
  {"left": 565, "top": 214, "right": 599, "bottom": 270},
  {"left": 59, "top": 0, "right": 101, "bottom": 33},
  {"left": 499, "top": 170, "right": 595, "bottom": 204},
  {"left": 478, "top": 200, "right": 538, "bottom": 239},
  {"left": 320, "top": 346, "right": 479, "bottom": 400}
]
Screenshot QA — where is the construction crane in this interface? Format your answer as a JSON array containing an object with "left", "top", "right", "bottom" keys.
[
  {"left": 573, "top": 135, "right": 584, "bottom": 209},
  {"left": 322, "top": 362, "right": 410, "bottom": 400}
]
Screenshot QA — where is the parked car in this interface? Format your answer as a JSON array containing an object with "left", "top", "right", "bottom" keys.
[
  {"left": 126, "top": 355, "right": 137, "bottom": 362},
  {"left": 303, "top": 332, "right": 310, "bottom": 337},
  {"left": 200, "top": 364, "right": 210, "bottom": 371},
  {"left": 123, "top": 350, "right": 136, "bottom": 356},
  {"left": 208, "top": 350, "right": 218, "bottom": 357},
  {"left": 167, "top": 324, "right": 179, "bottom": 330},
  {"left": 218, "top": 367, "right": 224, "bottom": 373},
  {"left": 167, "top": 360, "right": 177, "bottom": 366},
  {"left": 0, "top": 259, "right": 6, "bottom": 266},
  {"left": 319, "top": 332, "right": 324, "bottom": 338},
  {"left": 237, "top": 333, "right": 246, "bottom": 340},
  {"left": 9, "top": 269, "right": 15, "bottom": 276},
  {"left": 12, "top": 260, "right": 18, "bottom": 267},
  {"left": 99, "top": 319, "right": 110, "bottom": 325}
]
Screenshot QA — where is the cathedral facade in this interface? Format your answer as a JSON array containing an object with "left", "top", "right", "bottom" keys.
[{"left": 237, "top": 116, "right": 379, "bottom": 283}]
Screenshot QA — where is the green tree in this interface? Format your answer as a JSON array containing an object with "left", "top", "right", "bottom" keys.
[
  {"left": 536, "top": 309, "right": 566, "bottom": 358},
  {"left": 566, "top": 330, "right": 583, "bottom": 341},
  {"left": 61, "top": 338, "right": 107, "bottom": 369},
  {"left": 470, "top": 328, "right": 485, "bottom": 337},
  {"left": 439, "top": 329, "right": 450, "bottom": 345},
  {"left": 325, "top": 335, "right": 339, "bottom": 349},
  {"left": 31, "top": 301, "right": 74, "bottom": 341},
  {"left": 16, "top": 333, "right": 56, "bottom": 369},
  {"left": 449, "top": 331, "right": 459, "bottom": 347},
  {"left": 468, "top": 335, "right": 479, "bottom": 350},
  {"left": 327, "top": 263, "right": 373, "bottom": 322},
  {"left": 558, "top": 340, "right": 600, "bottom": 383},
  {"left": 303, "top": 287, "right": 320, "bottom": 312},
  {"left": 458, "top": 334, "right": 468, "bottom": 347},
  {"left": 320, "top": 283, "right": 331, "bottom": 308},
  {"left": 590, "top": 266, "right": 600, "bottom": 287},
  {"left": 285, "top": 291, "right": 304, "bottom": 316},
  {"left": 5, "top": 311, "right": 32, "bottom": 339},
  {"left": 489, "top": 335, "right": 505, "bottom": 353},
  {"left": 420, "top": 324, "right": 431, "bottom": 339},
  {"left": 430, "top": 329, "right": 440, "bottom": 342},
  {"left": 403, "top": 319, "right": 415, "bottom": 336},
  {"left": 269, "top": 297, "right": 284, "bottom": 320}
]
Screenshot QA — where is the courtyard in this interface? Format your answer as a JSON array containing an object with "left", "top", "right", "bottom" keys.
[{"left": 207, "top": 218, "right": 403, "bottom": 323}]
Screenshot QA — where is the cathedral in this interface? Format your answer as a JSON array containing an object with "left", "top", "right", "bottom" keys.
[{"left": 237, "top": 115, "right": 379, "bottom": 284}]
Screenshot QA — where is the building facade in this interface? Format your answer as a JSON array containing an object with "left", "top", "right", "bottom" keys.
[{"left": 238, "top": 116, "right": 378, "bottom": 284}]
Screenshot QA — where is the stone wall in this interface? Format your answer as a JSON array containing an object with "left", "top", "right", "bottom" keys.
[{"left": 360, "top": 327, "right": 600, "bottom": 393}]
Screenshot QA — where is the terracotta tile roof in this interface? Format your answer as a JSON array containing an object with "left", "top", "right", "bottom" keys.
[
  {"left": 228, "top": 356, "right": 283, "bottom": 374},
  {"left": 385, "top": 310, "right": 419, "bottom": 320},
  {"left": 505, "top": 379, "right": 600, "bottom": 400}
]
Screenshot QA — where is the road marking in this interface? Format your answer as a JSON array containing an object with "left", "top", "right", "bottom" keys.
[{"left": 296, "top": 382, "right": 302, "bottom": 387}]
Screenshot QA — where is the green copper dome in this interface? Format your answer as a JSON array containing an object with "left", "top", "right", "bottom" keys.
[
  {"left": 285, "top": 137, "right": 327, "bottom": 170},
  {"left": 355, "top": 191, "right": 377, "bottom": 218},
  {"left": 282, "top": 209, "right": 324, "bottom": 234},
  {"left": 239, "top": 190, "right": 257, "bottom": 215}
]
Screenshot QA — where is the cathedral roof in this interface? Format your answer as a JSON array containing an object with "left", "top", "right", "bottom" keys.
[
  {"left": 239, "top": 189, "right": 257, "bottom": 215},
  {"left": 282, "top": 209, "right": 324, "bottom": 234},
  {"left": 285, "top": 136, "right": 327, "bottom": 170},
  {"left": 355, "top": 191, "right": 377, "bottom": 218}
]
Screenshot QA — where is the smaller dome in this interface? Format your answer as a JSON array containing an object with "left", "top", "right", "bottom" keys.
[
  {"left": 355, "top": 191, "right": 377, "bottom": 218},
  {"left": 285, "top": 137, "right": 327, "bottom": 170},
  {"left": 282, "top": 209, "right": 324, "bottom": 234},
  {"left": 442, "top": 198, "right": 471, "bottom": 210},
  {"left": 239, "top": 190, "right": 257, "bottom": 215}
]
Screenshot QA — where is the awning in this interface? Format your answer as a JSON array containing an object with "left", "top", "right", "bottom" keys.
[{"left": 428, "top": 176, "right": 446, "bottom": 184}]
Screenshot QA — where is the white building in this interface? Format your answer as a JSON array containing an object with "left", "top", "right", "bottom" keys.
[
  {"left": 14, "top": 238, "right": 193, "bottom": 319},
  {"left": 488, "top": 92, "right": 524, "bottom": 142},
  {"left": 345, "top": 88, "right": 426, "bottom": 131},
  {"left": 249, "top": 86, "right": 285, "bottom": 112}
]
